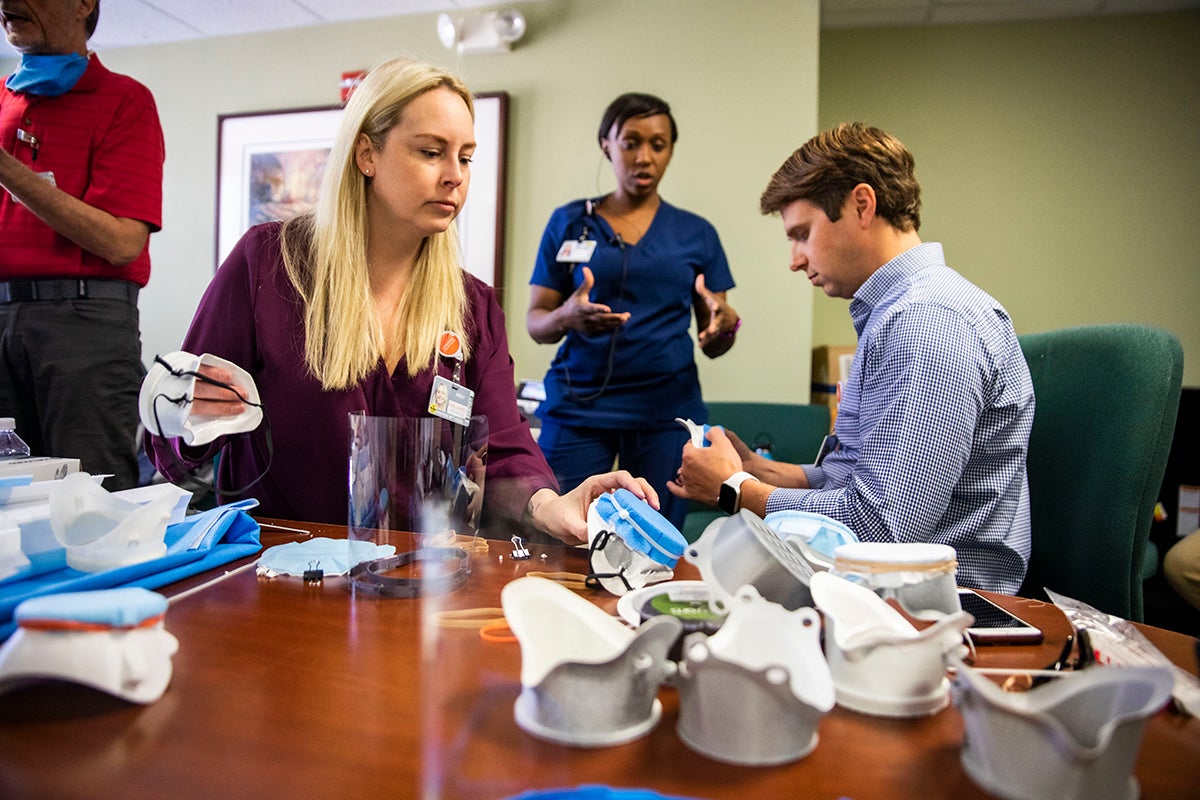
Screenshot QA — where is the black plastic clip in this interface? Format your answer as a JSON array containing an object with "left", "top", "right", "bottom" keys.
[{"left": 510, "top": 536, "right": 531, "bottom": 560}]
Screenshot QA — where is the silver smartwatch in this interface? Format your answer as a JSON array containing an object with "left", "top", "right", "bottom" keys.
[{"left": 718, "top": 471, "right": 758, "bottom": 515}]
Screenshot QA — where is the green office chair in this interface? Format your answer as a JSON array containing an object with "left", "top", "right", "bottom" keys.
[
  {"left": 1019, "top": 324, "right": 1183, "bottom": 621},
  {"left": 680, "top": 402, "right": 831, "bottom": 542}
]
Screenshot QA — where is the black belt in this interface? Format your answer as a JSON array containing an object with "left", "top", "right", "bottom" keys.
[{"left": 0, "top": 278, "right": 139, "bottom": 304}]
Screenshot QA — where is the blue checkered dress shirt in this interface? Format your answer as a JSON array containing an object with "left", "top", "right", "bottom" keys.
[{"left": 766, "top": 243, "right": 1034, "bottom": 594}]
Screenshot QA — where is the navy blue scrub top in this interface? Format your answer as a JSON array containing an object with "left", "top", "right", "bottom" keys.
[{"left": 530, "top": 198, "right": 735, "bottom": 430}]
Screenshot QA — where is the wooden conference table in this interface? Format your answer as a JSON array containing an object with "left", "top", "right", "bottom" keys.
[{"left": 1, "top": 518, "right": 1198, "bottom": 800}]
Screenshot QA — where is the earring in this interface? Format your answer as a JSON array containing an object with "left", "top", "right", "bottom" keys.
[{"left": 364, "top": 169, "right": 373, "bottom": 177}]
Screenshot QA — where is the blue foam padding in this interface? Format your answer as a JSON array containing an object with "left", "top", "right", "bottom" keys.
[
  {"left": 594, "top": 488, "right": 686, "bottom": 567},
  {"left": 763, "top": 510, "right": 858, "bottom": 558},
  {"left": 694, "top": 424, "right": 722, "bottom": 447},
  {"left": 0, "top": 503, "right": 261, "bottom": 641},
  {"left": 15, "top": 586, "right": 167, "bottom": 627}
]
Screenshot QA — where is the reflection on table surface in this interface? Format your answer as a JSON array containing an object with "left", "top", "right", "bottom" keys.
[{"left": 0, "top": 518, "right": 1197, "bottom": 800}]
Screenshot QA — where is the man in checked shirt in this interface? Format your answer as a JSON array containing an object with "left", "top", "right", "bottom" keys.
[{"left": 671, "top": 122, "right": 1034, "bottom": 594}]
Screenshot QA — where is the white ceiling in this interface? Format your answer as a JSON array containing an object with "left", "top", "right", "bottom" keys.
[{"left": 3, "top": 0, "right": 1198, "bottom": 56}]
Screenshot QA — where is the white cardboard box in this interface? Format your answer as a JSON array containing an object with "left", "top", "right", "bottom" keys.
[{"left": 0, "top": 457, "right": 81, "bottom": 482}]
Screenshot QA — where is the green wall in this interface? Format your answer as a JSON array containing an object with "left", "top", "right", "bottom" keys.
[
  {"left": 6, "top": 4, "right": 1194, "bottom": 395},
  {"left": 817, "top": 11, "right": 1200, "bottom": 386},
  {"left": 1, "top": 0, "right": 820, "bottom": 403}
]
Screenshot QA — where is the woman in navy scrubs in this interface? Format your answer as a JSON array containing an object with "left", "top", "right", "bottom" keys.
[{"left": 527, "top": 93, "right": 740, "bottom": 530}]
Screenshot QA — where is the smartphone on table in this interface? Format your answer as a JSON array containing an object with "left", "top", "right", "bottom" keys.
[{"left": 958, "top": 588, "right": 1044, "bottom": 644}]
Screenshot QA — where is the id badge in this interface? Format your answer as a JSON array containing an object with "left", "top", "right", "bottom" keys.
[
  {"left": 555, "top": 239, "right": 596, "bottom": 263},
  {"left": 429, "top": 374, "right": 474, "bottom": 426}
]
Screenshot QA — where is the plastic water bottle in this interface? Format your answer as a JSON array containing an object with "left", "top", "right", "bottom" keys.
[{"left": 0, "top": 418, "right": 31, "bottom": 460}]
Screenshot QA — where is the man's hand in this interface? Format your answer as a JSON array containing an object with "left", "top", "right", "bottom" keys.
[
  {"left": 717, "top": 428, "right": 805, "bottom": 488},
  {"left": 667, "top": 426, "right": 743, "bottom": 507},
  {"left": 0, "top": 148, "right": 150, "bottom": 265}
]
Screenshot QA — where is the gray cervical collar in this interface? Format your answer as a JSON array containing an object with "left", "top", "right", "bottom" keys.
[
  {"left": 686, "top": 509, "right": 815, "bottom": 613},
  {"left": 514, "top": 615, "right": 682, "bottom": 747},
  {"left": 672, "top": 592, "right": 834, "bottom": 767},
  {"left": 674, "top": 637, "right": 827, "bottom": 766}
]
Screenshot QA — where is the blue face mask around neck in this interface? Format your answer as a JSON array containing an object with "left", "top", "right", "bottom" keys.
[{"left": 6, "top": 52, "right": 89, "bottom": 97}]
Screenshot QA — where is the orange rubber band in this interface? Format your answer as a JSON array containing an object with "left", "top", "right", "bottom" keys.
[
  {"left": 428, "top": 607, "right": 505, "bottom": 629},
  {"left": 478, "top": 618, "right": 517, "bottom": 643},
  {"left": 19, "top": 613, "right": 166, "bottom": 633},
  {"left": 527, "top": 571, "right": 589, "bottom": 591}
]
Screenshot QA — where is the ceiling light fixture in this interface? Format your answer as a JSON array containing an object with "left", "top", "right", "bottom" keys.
[{"left": 436, "top": 8, "right": 527, "bottom": 54}]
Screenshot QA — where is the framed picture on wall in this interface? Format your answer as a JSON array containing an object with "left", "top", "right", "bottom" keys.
[{"left": 214, "top": 92, "right": 509, "bottom": 288}]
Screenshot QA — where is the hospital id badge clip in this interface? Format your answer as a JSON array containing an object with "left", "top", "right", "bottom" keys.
[
  {"left": 556, "top": 239, "right": 596, "bottom": 263},
  {"left": 429, "top": 375, "right": 474, "bottom": 426}
]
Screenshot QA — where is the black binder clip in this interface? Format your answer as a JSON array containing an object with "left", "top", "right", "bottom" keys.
[{"left": 510, "top": 536, "right": 531, "bottom": 560}]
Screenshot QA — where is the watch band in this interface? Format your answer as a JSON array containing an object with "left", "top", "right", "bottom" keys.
[{"left": 719, "top": 471, "right": 758, "bottom": 515}]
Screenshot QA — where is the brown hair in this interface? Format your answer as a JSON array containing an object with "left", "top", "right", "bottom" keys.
[{"left": 759, "top": 122, "right": 921, "bottom": 232}]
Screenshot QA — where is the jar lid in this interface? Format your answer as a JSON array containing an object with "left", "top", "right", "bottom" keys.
[{"left": 833, "top": 541, "right": 957, "bottom": 574}]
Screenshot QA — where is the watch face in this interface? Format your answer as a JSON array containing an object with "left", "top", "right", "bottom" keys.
[{"left": 719, "top": 481, "right": 738, "bottom": 515}]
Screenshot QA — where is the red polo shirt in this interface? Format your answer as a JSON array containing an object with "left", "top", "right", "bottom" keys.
[{"left": 0, "top": 55, "right": 164, "bottom": 286}]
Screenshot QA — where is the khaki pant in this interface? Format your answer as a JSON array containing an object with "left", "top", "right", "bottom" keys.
[{"left": 1163, "top": 528, "right": 1200, "bottom": 611}]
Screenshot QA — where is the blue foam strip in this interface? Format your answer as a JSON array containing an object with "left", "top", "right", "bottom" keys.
[
  {"left": 595, "top": 488, "right": 686, "bottom": 567},
  {"left": 15, "top": 587, "right": 167, "bottom": 627},
  {"left": 0, "top": 504, "right": 260, "bottom": 642}
]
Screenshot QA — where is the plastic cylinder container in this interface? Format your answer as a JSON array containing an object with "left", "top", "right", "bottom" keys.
[
  {"left": 830, "top": 541, "right": 960, "bottom": 616},
  {"left": 0, "top": 418, "right": 31, "bottom": 460}
]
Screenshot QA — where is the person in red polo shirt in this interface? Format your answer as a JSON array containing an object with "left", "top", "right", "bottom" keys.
[{"left": 0, "top": 0, "right": 164, "bottom": 489}]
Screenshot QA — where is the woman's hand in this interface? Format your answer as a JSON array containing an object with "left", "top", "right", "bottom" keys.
[
  {"left": 189, "top": 363, "right": 251, "bottom": 417},
  {"left": 693, "top": 274, "right": 739, "bottom": 356},
  {"left": 529, "top": 470, "right": 659, "bottom": 545},
  {"left": 527, "top": 267, "right": 630, "bottom": 344},
  {"left": 563, "top": 267, "right": 631, "bottom": 335}
]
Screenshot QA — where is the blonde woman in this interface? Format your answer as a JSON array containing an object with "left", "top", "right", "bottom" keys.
[{"left": 146, "top": 58, "right": 655, "bottom": 542}]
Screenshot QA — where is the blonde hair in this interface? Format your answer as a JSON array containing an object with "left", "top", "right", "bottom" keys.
[{"left": 281, "top": 57, "right": 475, "bottom": 390}]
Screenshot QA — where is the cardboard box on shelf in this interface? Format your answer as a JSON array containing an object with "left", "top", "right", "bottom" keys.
[
  {"left": 1178, "top": 485, "right": 1200, "bottom": 540},
  {"left": 811, "top": 345, "right": 855, "bottom": 430},
  {"left": 0, "top": 456, "right": 81, "bottom": 482}
]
